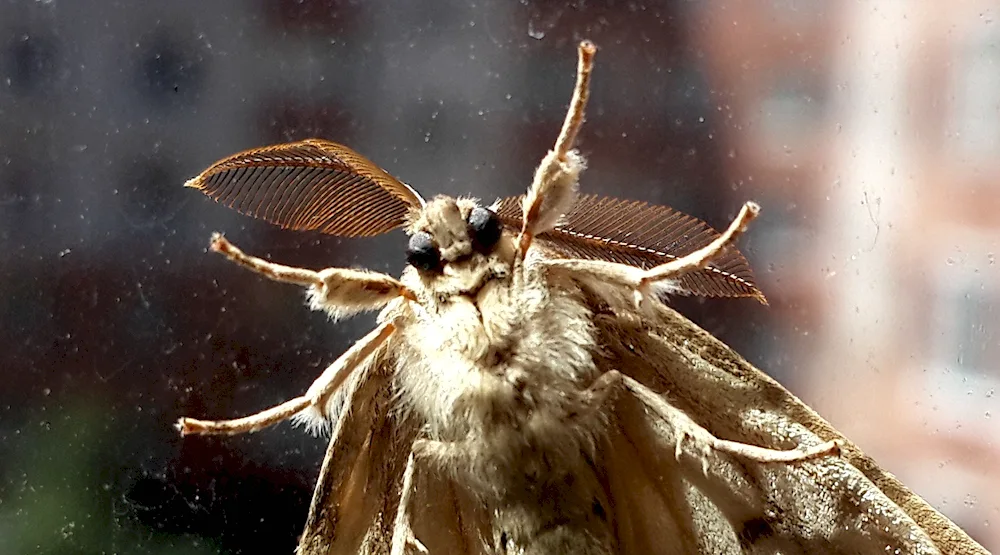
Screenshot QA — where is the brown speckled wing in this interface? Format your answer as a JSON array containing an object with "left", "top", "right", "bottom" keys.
[
  {"left": 496, "top": 194, "right": 766, "bottom": 303},
  {"left": 186, "top": 139, "right": 424, "bottom": 237}
]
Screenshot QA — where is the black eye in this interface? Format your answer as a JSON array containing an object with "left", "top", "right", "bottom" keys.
[
  {"left": 406, "top": 231, "right": 441, "bottom": 271},
  {"left": 468, "top": 207, "right": 502, "bottom": 252}
]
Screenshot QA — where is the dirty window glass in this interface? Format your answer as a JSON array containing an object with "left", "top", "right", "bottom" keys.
[{"left": 2, "top": 1, "right": 996, "bottom": 552}]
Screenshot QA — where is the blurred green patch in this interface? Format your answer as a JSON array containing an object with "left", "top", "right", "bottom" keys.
[{"left": 0, "top": 401, "right": 217, "bottom": 555}]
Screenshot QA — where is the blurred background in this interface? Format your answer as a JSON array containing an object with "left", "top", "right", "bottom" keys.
[{"left": 1, "top": 0, "right": 997, "bottom": 553}]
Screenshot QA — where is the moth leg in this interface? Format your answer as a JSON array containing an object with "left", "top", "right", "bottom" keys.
[
  {"left": 208, "top": 232, "right": 322, "bottom": 287},
  {"left": 391, "top": 442, "right": 432, "bottom": 555},
  {"left": 518, "top": 41, "right": 597, "bottom": 256},
  {"left": 209, "top": 233, "right": 414, "bottom": 317},
  {"left": 540, "top": 201, "right": 760, "bottom": 307},
  {"left": 177, "top": 320, "right": 396, "bottom": 436},
  {"left": 633, "top": 201, "right": 760, "bottom": 306},
  {"left": 586, "top": 370, "right": 841, "bottom": 468}
]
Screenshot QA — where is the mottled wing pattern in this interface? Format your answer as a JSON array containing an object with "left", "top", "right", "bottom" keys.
[
  {"left": 496, "top": 194, "right": 766, "bottom": 303},
  {"left": 584, "top": 290, "right": 987, "bottom": 554},
  {"left": 186, "top": 139, "right": 424, "bottom": 237}
]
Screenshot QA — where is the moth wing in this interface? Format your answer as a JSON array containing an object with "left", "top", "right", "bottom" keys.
[
  {"left": 296, "top": 346, "right": 491, "bottom": 555},
  {"left": 495, "top": 194, "right": 766, "bottom": 302},
  {"left": 588, "top": 300, "right": 987, "bottom": 554},
  {"left": 405, "top": 456, "right": 493, "bottom": 554},
  {"left": 597, "top": 387, "right": 761, "bottom": 554},
  {"left": 296, "top": 351, "right": 416, "bottom": 555},
  {"left": 598, "top": 378, "right": 937, "bottom": 554}
]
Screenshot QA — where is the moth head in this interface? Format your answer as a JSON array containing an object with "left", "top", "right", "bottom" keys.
[
  {"left": 403, "top": 196, "right": 515, "bottom": 300},
  {"left": 186, "top": 138, "right": 767, "bottom": 307}
]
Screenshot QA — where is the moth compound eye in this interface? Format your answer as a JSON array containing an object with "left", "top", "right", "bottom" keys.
[
  {"left": 406, "top": 231, "right": 441, "bottom": 272},
  {"left": 468, "top": 207, "right": 502, "bottom": 252}
]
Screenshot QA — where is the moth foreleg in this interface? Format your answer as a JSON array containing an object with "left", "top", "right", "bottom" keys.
[
  {"left": 541, "top": 201, "right": 761, "bottom": 307},
  {"left": 209, "top": 233, "right": 412, "bottom": 319},
  {"left": 588, "top": 370, "right": 840, "bottom": 469},
  {"left": 176, "top": 320, "right": 396, "bottom": 436},
  {"left": 518, "top": 40, "right": 597, "bottom": 256},
  {"left": 209, "top": 232, "right": 323, "bottom": 287}
]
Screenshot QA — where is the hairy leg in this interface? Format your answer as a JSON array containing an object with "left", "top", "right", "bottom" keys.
[
  {"left": 541, "top": 201, "right": 761, "bottom": 307},
  {"left": 585, "top": 370, "right": 840, "bottom": 468},
  {"left": 518, "top": 41, "right": 597, "bottom": 256},
  {"left": 177, "top": 320, "right": 396, "bottom": 436}
]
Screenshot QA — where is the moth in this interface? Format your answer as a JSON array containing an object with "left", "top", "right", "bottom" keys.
[{"left": 178, "top": 42, "right": 987, "bottom": 555}]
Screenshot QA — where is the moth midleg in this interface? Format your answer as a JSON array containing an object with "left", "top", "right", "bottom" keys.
[
  {"left": 177, "top": 396, "right": 311, "bottom": 437},
  {"left": 518, "top": 40, "right": 597, "bottom": 255},
  {"left": 586, "top": 370, "right": 840, "bottom": 466},
  {"left": 298, "top": 321, "right": 396, "bottom": 424},
  {"left": 176, "top": 321, "right": 396, "bottom": 436}
]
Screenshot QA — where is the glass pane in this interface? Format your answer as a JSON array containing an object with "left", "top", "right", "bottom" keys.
[{"left": 2, "top": 1, "right": 996, "bottom": 552}]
